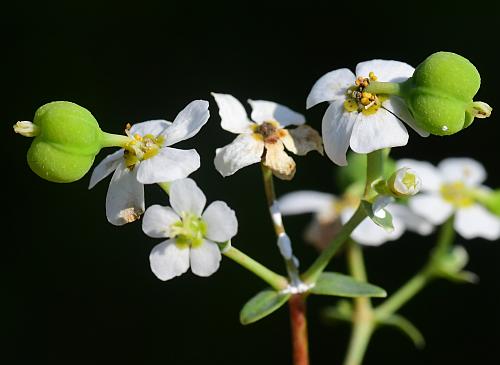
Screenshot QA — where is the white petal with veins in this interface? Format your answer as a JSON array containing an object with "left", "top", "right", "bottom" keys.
[{"left": 248, "top": 99, "right": 305, "bottom": 126}]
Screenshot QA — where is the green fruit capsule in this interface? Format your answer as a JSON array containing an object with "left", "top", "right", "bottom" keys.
[
  {"left": 401, "top": 51, "right": 492, "bottom": 136},
  {"left": 16, "top": 101, "right": 105, "bottom": 183}
]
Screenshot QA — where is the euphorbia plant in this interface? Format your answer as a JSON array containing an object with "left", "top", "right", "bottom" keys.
[{"left": 14, "top": 51, "right": 498, "bottom": 365}]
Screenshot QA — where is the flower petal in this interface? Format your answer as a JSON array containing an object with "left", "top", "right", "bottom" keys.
[
  {"left": 408, "top": 193, "right": 453, "bottom": 225},
  {"left": 136, "top": 147, "right": 200, "bottom": 184},
  {"left": 396, "top": 159, "right": 442, "bottom": 192},
  {"left": 169, "top": 178, "right": 206, "bottom": 216},
  {"left": 322, "top": 100, "right": 356, "bottom": 166},
  {"left": 248, "top": 99, "right": 305, "bottom": 126},
  {"left": 105, "top": 162, "right": 145, "bottom": 226},
  {"left": 350, "top": 108, "right": 409, "bottom": 154},
  {"left": 163, "top": 100, "right": 210, "bottom": 146},
  {"left": 383, "top": 97, "right": 430, "bottom": 137},
  {"left": 190, "top": 240, "right": 222, "bottom": 277},
  {"left": 387, "top": 204, "right": 434, "bottom": 235},
  {"left": 355, "top": 60, "right": 414, "bottom": 82},
  {"left": 455, "top": 204, "right": 500, "bottom": 240},
  {"left": 202, "top": 201, "right": 238, "bottom": 242},
  {"left": 281, "top": 125, "right": 324, "bottom": 156},
  {"left": 142, "top": 205, "right": 180, "bottom": 238},
  {"left": 88, "top": 149, "right": 124, "bottom": 189},
  {"left": 211, "top": 93, "right": 253, "bottom": 134},
  {"left": 263, "top": 140, "right": 296, "bottom": 180},
  {"left": 130, "top": 119, "right": 172, "bottom": 137},
  {"left": 214, "top": 134, "right": 264, "bottom": 177},
  {"left": 306, "top": 68, "right": 355, "bottom": 109},
  {"left": 437, "top": 158, "right": 486, "bottom": 186},
  {"left": 278, "top": 191, "right": 336, "bottom": 215},
  {"left": 149, "top": 239, "right": 190, "bottom": 281}
]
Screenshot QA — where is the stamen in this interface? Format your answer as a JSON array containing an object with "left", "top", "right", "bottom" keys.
[{"left": 343, "top": 72, "right": 383, "bottom": 115}]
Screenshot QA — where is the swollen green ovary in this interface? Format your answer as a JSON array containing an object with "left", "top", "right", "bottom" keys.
[{"left": 170, "top": 213, "right": 208, "bottom": 248}]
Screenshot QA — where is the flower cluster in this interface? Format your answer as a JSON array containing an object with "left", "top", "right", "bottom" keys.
[{"left": 13, "top": 51, "right": 498, "bottom": 365}]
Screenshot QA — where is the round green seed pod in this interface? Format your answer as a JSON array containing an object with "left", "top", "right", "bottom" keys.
[
  {"left": 26, "top": 101, "right": 104, "bottom": 183},
  {"left": 402, "top": 52, "right": 483, "bottom": 136}
]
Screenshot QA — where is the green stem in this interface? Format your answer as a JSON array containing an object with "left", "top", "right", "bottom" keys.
[
  {"left": 375, "top": 215, "right": 456, "bottom": 320},
  {"left": 261, "top": 164, "right": 300, "bottom": 284},
  {"left": 343, "top": 241, "right": 374, "bottom": 365},
  {"left": 100, "top": 132, "right": 130, "bottom": 148},
  {"left": 222, "top": 245, "right": 288, "bottom": 291},
  {"left": 342, "top": 150, "right": 386, "bottom": 365},
  {"left": 433, "top": 215, "right": 455, "bottom": 259},
  {"left": 374, "top": 270, "right": 430, "bottom": 320},
  {"left": 364, "top": 150, "right": 384, "bottom": 198},
  {"left": 364, "top": 81, "right": 402, "bottom": 96},
  {"left": 347, "top": 240, "right": 368, "bottom": 282},
  {"left": 302, "top": 206, "right": 367, "bottom": 283},
  {"left": 261, "top": 164, "right": 284, "bottom": 235},
  {"left": 343, "top": 319, "right": 375, "bottom": 365}
]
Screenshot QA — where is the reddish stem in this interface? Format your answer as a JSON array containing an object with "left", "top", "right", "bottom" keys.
[{"left": 289, "top": 294, "right": 310, "bottom": 365}]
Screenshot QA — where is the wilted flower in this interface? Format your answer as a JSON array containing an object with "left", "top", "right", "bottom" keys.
[{"left": 212, "top": 93, "right": 323, "bottom": 180}]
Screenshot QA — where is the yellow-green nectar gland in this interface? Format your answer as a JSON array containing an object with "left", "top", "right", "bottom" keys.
[
  {"left": 440, "top": 182, "right": 475, "bottom": 207},
  {"left": 123, "top": 125, "right": 165, "bottom": 169},
  {"left": 170, "top": 213, "right": 208, "bottom": 248},
  {"left": 252, "top": 121, "right": 287, "bottom": 144},
  {"left": 344, "top": 72, "right": 387, "bottom": 115}
]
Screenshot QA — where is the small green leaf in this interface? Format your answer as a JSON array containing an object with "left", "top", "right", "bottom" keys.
[
  {"left": 310, "top": 272, "right": 386, "bottom": 298},
  {"left": 439, "top": 270, "right": 479, "bottom": 284},
  {"left": 240, "top": 289, "right": 291, "bottom": 325},
  {"left": 361, "top": 200, "right": 394, "bottom": 231},
  {"left": 381, "top": 314, "right": 425, "bottom": 349}
]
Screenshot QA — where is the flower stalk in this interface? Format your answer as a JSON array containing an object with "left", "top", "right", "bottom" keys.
[
  {"left": 343, "top": 241, "right": 375, "bottom": 365},
  {"left": 261, "top": 164, "right": 301, "bottom": 285},
  {"left": 343, "top": 151, "right": 385, "bottom": 365},
  {"left": 222, "top": 245, "right": 288, "bottom": 291}
]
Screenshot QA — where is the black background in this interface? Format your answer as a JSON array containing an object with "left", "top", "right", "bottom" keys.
[{"left": 3, "top": 2, "right": 500, "bottom": 364}]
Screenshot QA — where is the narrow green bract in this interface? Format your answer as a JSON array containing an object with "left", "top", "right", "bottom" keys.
[{"left": 27, "top": 101, "right": 104, "bottom": 183}]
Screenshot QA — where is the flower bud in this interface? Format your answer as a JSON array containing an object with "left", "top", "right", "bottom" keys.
[
  {"left": 401, "top": 51, "right": 491, "bottom": 136},
  {"left": 388, "top": 167, "right": 421, "bottom": 197},
  {"left": 433, "top": 246, "right": 478, "bottom": 284},
  {"left": 19, "top": 101, "right": 104, "bottom": 183}
]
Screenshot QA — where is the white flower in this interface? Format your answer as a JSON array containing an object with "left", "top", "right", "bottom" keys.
[
  {"left": 142, "top": 178, "right": 238, "bottom": 281},
  {"left": 307, "top": 60, "right": 429, "bottom": 166},
  {"left": 88, "top": 100, "right": 210, "bottom": 226},
  {"left": 400, "top": 158, "right": 500, "bottom": 240},
  {"left": 212, "top": 93, "right": 323, "bottom": 180},
  {"left": 278, "top": 190, "right": 433, "bottom": 248}
]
